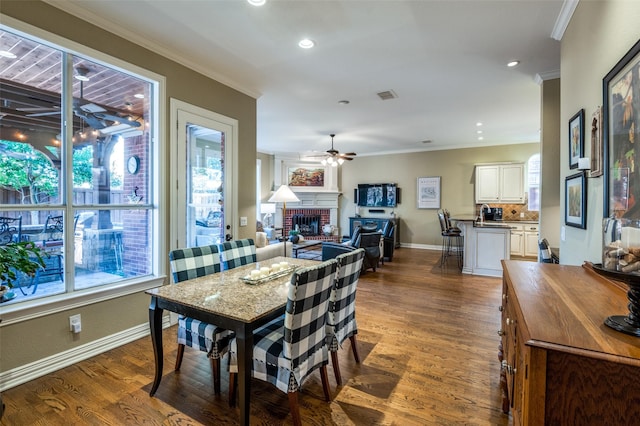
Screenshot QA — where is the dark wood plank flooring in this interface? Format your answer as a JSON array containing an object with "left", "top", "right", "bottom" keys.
[{"left": 0, "top": 249, "right": 512, "bottom": 425}]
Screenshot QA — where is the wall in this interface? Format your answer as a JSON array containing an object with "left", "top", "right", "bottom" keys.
[
  {"left": 540, "top": 78, "right": 561, "bottom": 249},
  {"left": 0, "top": 2, "right": 256, "bottom": 374},
  {"left": 560, "top": 1, "right": 640, "bottom": 265},
  {"left": 340, "top": 143, "right": 540, "bottom": 247}
]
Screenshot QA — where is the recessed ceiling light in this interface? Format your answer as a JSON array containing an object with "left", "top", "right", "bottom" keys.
[
  {"left": 0, "top": 50, "right": 17, "bottom": 59},
  {"left": 507, "top": 60, "right": 520, "bottom": 67},
  {"left": 338, "top": 100, "right": 350, "bottom": 105},
  {"left": 134, "top": 93, "right": 145, "bottom": 99},
  {"left": 476, "top": 122, "right": 483, "bottom": 126},
  {"left": 247, "top": 0, "right": 266, "bottom": 5},
  {"left": 477, "top": 130, "right": 483, "bottom": 134},
  {"left": 298, "top": 38, "right": 315, "bottom": 49},
  {"left": 478, "top": 136, "right": 484, "bottom": 140}
]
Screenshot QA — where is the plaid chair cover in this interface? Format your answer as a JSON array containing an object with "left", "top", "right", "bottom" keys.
[
  {"left": 219, "top": 238, "right": 256, "bottom": 270},
  {"left": 169, "top": 245, "right": 232, "bottom": 359},
  {"left": 229, "top": 259, "right": 337, "bottom": 393},
  {"left": 327, "top": 248, "right": 365, "bottom": 352}
]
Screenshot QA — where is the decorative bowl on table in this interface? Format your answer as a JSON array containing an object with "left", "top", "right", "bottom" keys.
[{"left": 241, "top": 262, "right": 296, "bottom": 285}]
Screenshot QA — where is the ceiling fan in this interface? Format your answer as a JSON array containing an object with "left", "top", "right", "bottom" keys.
[
  {"left": 17, "top": 74, "right": 141, "bottom": 132},
  {"left": 318, "top": 134, "right": 356, "bottom": 166}
]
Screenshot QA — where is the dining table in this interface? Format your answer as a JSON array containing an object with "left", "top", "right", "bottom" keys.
[{"left": 146, "top": 255, "right": 319, "bottom": 426}]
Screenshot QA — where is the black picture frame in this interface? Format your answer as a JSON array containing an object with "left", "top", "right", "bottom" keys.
[
  {"left": 565, "top": 172, "right": 587, "bottom": 229},
  {"left": 569, "top": 109, "right": 585, "bottom": 169},
  {"left": 603, "top": 38, "right": 640, "bottom": 218}
]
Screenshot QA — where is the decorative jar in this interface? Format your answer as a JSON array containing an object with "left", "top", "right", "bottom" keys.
[{"left": 602, "top": 217, "right": 640, "bottom": 273}]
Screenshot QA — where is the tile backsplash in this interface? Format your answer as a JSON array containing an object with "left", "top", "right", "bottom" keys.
[{"left": 475, "top": 203, "right": 539, "bottom": 222}]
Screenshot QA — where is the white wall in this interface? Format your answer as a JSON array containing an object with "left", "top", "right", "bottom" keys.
[{"left": 560, "top": 1, "right": 640, "bottom": 265}]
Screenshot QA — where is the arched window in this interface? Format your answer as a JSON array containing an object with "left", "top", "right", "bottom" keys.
[{"left": 528, "top": 154, "right": 541, "bottom": 211}]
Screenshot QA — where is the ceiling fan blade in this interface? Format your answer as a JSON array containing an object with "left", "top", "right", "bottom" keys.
[
  {"left": 26, "top": 111, "right": 61, "bottom": 117},
  {"left": 340, "top": 152, "right": 357, "bottom": 157},
  {"left": 92, "top": 112, "right": 141, "bottom": 127},
  {"left": 17, "top": 106, "right": 60, "bottom": 112}
]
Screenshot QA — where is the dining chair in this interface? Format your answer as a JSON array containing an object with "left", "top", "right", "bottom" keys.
[
  {"left": 228, "top": 259, "right": 338, "bottom": 426},
  {"left": 327, "top": 248, "right": 365, "bottom": 386},
  {"left": 169, "top": 244, "right": 232, "bottom": 394},
  {"left": 219, "top": 238, "right": 256, "bottom": 270}
]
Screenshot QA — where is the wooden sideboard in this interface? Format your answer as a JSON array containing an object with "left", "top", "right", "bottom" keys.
[{"left": 499, "top": 260, "right": 640, "bottom": 425}]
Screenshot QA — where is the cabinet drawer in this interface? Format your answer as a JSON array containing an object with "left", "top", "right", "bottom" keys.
[
  {"left": 504, "top": 223, "right": 524, "bottom": 231},
  {"left": 523, "top": 224, "right": 539, "bottom": 232}
]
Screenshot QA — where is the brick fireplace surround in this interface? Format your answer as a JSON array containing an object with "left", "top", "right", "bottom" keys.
[{"left": 284, "top": 208, "right": 338, "bottom": 241}]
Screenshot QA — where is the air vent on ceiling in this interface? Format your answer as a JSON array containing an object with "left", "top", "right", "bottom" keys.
[{"left": 377, "top": 90, "right": 397, "bottom": 100}]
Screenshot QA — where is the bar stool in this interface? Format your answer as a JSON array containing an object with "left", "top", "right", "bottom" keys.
[{"left": 437, "top": 209, "right": 463, "bottom": 269}]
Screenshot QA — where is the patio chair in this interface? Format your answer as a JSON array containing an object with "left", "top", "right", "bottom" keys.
[
  {"left": 0, "top": 216, "right": 22, "bottom": 246},
  {"left": 169, "top": 244, "right": 232, "bottom": 394},
  {"left": 327, "top": 248, "right": 365, "bottom": 385},
  {"left": 228, "top": 259, "right": 337, "bottom": 426}
]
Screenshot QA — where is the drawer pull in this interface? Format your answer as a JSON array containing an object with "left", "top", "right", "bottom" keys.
[
  {"left": 499, "top": 305, "right": 504, "bottom": 312},
  {"left": 497, "top": 329, "right": 505, "bottom": 336}
]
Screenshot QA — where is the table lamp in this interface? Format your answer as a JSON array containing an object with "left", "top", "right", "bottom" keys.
[
  {"left": 268, "top": 185, "right": 300, "bottom": 255},
  {"left": 260, "top": 203, "right": 276, "bottom": 228}
]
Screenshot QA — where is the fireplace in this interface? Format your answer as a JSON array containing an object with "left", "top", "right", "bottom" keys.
[
  {"left": 292, "top": 214, "right": 320, "bottom": 236},
  {"left": 284, "top": 208, "right": 337, "bottom": 241}
]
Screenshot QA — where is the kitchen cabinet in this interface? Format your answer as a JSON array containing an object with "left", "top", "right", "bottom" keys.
[
  {"left": 504, "top": 222, "right": 537, "bottom": 257},
  {"left": 499, "top": 261, "right": 640, "bottom": 425},
  {"left": 523, "top": 224, "right": 539, "bottom": 257},
  {"left": 456, "top": 220, "right": 510, "bottom": 277},
  {"left": 475, "top": 163, "right": 525, "bottom": 204}
]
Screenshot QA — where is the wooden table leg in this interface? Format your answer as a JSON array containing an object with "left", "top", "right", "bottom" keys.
[
  {"left": 148, "top": 297, "right": 164, "bottom": 397},
  {"left": 236, "top": 324, "right": 253, "bottom": 426}
]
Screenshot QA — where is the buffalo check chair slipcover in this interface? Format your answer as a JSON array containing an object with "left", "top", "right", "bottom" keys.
[
  {"left": 327, "top": 248, "right": 365, "bottom": 385},
  {"left": 228, "top": 259, "right": 338, "bottom": 426},
  {"left": 219, "top": 238, "right": 256, "bottom": 270},
  {"left": 168, "top": 244, "right": 232, "bottom": 394}
]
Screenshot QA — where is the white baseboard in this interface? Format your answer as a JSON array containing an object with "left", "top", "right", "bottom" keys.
[
  {"left": 0, "top": 316, "right": 171, "bottom": 391},
  {"left": 399, "top": 243, "right": 441, "bottom": 251}
]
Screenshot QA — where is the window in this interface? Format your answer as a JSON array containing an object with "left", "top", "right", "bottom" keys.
[
  {"left": 0, "top": 25, "right": 162, "bottom": 310},
  {"left": 527, "top": 154, "right": 541, "bottom": 211}
]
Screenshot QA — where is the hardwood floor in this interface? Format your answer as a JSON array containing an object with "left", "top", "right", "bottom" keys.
[{"left": 0, "top": 249, "right": 512, "bottom": 425}]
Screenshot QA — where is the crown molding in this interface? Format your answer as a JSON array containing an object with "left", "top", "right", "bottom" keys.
[
  {"left": 534, "top": 70, "right": 561, "bottom": 85},
  {"left": 551, "top": 0, "right": 579, "bottom": 41}
]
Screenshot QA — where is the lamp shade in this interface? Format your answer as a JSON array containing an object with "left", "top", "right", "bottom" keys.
[
  {"left": 268, "top": 185, "right": 300, "bottom": 203},
  {"left": 260, "top": 203, "right": 276, "bottom": 214}
]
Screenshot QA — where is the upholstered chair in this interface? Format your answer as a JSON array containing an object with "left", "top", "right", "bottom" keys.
[
  {"left": 168, "top": 244, "right": 232, "bottom": 394},
  {"left": 358, "top": 232, "right": 382, "bottom": 272},
  {"left": 381, "top": 220, "right": 396, "bottom": 262},
  {"left": 219, "top": 238, "right": 256, "bottom": 270},
  {"left": 327, "top": 248, "right": 365, "bottom": 385},
  {"left": 228, "top": 259, "right": 338, "bottom": 426}
]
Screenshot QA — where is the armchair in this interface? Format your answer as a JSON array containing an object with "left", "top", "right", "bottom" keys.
[
  {"left": 381, "top": 220, "right": 396, "bottom": 262},
  {"left": 322, "top": 231, "right": 381, "bottom": 272}
]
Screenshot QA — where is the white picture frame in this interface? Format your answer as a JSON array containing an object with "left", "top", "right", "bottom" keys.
[{"left": 417, "top": 176, "right": 441, "bottom": 209}]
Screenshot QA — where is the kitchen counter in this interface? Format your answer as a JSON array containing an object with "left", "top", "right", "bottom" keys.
[{"left": 452, "top": 217, "right": 511, "bottom": 277}]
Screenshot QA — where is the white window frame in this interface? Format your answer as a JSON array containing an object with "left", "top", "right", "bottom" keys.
[{"left": 0, "top": 15, "right": 166, "bottom": 325}]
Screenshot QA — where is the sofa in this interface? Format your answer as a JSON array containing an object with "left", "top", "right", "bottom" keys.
[{"left": 255, "top": 231, "right": 292, "bottom": 261}]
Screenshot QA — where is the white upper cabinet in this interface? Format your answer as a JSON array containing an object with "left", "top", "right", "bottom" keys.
[{"left": 475, "top": 163, "right": 525, "bottom": 204}]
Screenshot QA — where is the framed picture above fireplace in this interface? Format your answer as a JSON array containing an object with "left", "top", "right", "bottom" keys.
[{"left": 278, "top": 160, "right": 338, "bottom": 192}]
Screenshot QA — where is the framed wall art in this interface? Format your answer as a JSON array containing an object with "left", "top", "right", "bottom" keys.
[
  {"left": 569, "top": 109, "right": 585, "bottom": 169},
  {"left": 287, "top": 166, "right": 325, "bottom": 187},
  {"left": 417, "top": 176, "right": 440, "bottom": 209},
  {"left": 604, "top": 38, "right": 640, "bottom": 218},
  {"left": 565, "top": 172, "right": 587, "bottom": 229},
  {"left": 590, "top": 106, "right": 603, "bottom": 177}
]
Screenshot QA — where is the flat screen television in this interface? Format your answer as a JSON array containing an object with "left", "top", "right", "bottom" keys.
[{"left": 356, "top": 183, "right": 398, "bottom": 207}]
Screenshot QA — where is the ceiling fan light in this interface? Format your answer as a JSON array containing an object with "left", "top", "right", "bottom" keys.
[
  {"left": 337, "top": 158, "right": 344, "bottom": 165},
  {"left": 331, "top": 161, "right": 338, "bottom": 167},
  {"left": 321, "top": 159, "right": 327, "bottom": 166},
  {"left": 327, "top": 157, "right": 334, "bottom": 164}
]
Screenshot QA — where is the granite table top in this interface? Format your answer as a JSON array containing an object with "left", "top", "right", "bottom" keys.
[{"left": 147, "top": 256, "right": 319, "bottom": 323}]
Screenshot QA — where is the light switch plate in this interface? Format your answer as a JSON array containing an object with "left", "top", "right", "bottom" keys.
[
  {"left": 240, "top": 216, "right": 247, "bottom": 226},
  {"left": 561, "top": 226, "right": 566, "bottom": 242}
]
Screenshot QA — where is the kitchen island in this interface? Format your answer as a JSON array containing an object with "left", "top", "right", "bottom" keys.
[{"left": 452, "top": 216, "right": 511, "bottom": 277}]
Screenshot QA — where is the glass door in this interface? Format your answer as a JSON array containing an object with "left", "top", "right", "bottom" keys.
[{"left": 172, "top": 100, "right": 238, "bottom": 250}]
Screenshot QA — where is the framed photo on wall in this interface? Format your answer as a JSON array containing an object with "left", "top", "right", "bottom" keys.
[
  {"left": 569, "top": 109, "right": 585, "bottom": 169},
  {"left": 603, "top": 38, "right": 640, "bottom": 218},
  {"left": 565, "top": 172, "right": 587, "bottom": 229},
  {"left": 417, "top": 176, "right": 441, "bottom": 209},
  {"left": 590, "top": 106, "right": 603, "bottom": 178}
]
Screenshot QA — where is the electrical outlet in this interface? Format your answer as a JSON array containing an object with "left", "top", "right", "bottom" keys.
[
  {"left": 240, "top": 216, "right": 247, "bottom": 226},
  {"left": 520, "top": 212, "right": 525, "bottom": 218},
  {"left": 69, "top": 314, "right": 81, "bottom": 333}
]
